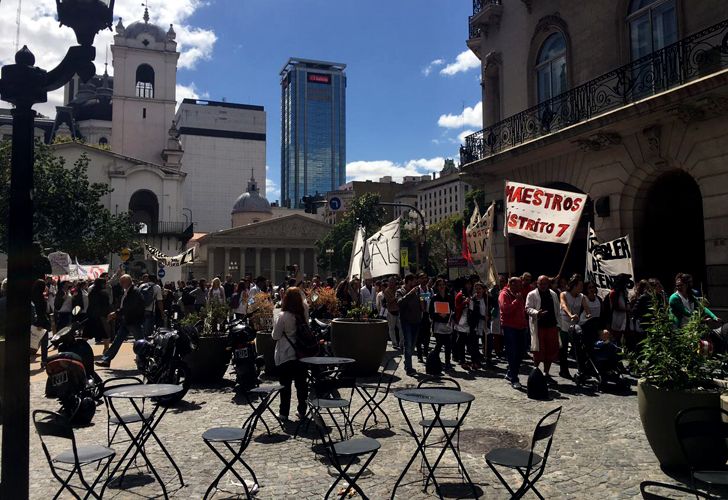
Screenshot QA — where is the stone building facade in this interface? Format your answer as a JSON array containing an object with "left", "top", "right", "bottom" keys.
[
  {"left": 461, "top": 0, "right": 728, "bottom": 308},
  {"left": 417, "top": 159, "right": 472, "bottom": 226}
]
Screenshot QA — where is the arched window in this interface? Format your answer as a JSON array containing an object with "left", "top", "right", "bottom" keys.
[
  {"left": 98, "top": 137, "right": 108, "bottom": 146},
  {"left": 536, "top": 32, "right": 567, "bottom": 104},
  {"left": 135, "top": 64, "right": 155, "bottom": 99},
  {"left": 628, "top": 0, "right": 677, "bottom": 61},
  {"left": 129, "top": 189, "right": 159, "bottom": 228}
]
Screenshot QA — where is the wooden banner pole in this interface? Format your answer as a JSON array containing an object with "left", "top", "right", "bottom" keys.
[
  {"left": 503, "top": 180, "right": 512, "bottom": 276},
  {"left": 556, "top": 194, "right": 589, "bottom": 278}
]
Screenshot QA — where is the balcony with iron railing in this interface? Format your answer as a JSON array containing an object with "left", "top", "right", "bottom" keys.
[
  {"left": 138, "top": 221, "right": 194, "bottom": 238},
  {"left": 460, "top": 18, "right": 728, "bottom": 166},
  {"left": 469, "top": 0, "right": 502, "bottom": 40}
]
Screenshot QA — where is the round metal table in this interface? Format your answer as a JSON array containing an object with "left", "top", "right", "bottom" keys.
[
  {"left": 391, "top": 388, "right": 478, "bottom": 499},
  {"left": 101, "top": 384, "right": 184, "bottom": 499},
  {"left": 300, "top": 356, "right": 355, "bottom": 367}
]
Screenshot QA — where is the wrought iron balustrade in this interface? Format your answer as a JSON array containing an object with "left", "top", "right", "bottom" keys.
[
  {"left": 460, "top": 18, "right": 728, "bottom": 166},
  {"left": 473, "top": 0, "right": 502, "bottom": 16},
  {"left": 469, "top": 16, "right": 482, "bottom": 39},
  {"left": 140, "top": 221, "right": 192, "bottom": 236}
]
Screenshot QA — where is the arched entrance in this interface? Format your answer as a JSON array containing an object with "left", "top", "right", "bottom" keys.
[
  {"left": 639, "top": 170, "right": 705, "bottom": 291},
  {"left": 129, "top": 190, "right": 159, "bottom": 229},
  {"left": 512, "top": 182, "right": 594, "bottom": 279}
]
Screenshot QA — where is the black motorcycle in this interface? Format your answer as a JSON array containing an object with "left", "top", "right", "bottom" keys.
[
  {"left": 133, "top": 318, "right": 199, "bottom": 405},
  {"left": 227, "top": 314, "right": 263, "bottom": 391},
  {"left": 45, "top": 307, "right": 102, "bottom": 425}
]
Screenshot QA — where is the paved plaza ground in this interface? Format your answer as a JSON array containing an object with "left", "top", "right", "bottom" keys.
[{"left": 10, "top": 343, "right": 697, "bottom": 499}]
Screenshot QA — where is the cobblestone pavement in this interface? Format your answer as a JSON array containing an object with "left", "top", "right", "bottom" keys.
[{"left": 15, "top": 348, "right": 693, "bottom": 499}]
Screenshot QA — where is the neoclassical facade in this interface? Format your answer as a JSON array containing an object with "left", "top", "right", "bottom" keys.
[{"left": 462, "top": 0, "right": 728, "bottom": 308}]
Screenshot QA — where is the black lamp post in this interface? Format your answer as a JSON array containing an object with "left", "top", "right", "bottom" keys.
[{"left": 0, "top": 1, "right": 114, "bottom": 497}]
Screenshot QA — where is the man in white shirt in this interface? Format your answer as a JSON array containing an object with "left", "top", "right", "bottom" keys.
[
  {"left": 140, "top": 274, "right": 163, "bottom": 337},
  {"left": 360, "top": 278, "right": 376, "bottom": 312}
]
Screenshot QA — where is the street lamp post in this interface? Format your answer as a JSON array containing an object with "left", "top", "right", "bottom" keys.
[{"left": 0, "top": 1, "right": 114, "bottom": 497}]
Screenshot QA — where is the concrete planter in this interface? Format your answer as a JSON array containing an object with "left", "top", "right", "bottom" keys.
[
  {"left": 331, "top": 319, "right": 388, "bottom": 376},
  {"left": 0, "top": 338, "right": 4, "bottom": 423},
  {"left": 184, "top": 336, "right": 231, "bottom": 384},
  {"left": 638, "top": 379, "right": 722, "bottom": 469},
  {"left": 255, "top": 331, "right": 277, "bottom": 376}
]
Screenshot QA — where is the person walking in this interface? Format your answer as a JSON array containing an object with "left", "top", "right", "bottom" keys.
[
  {"left": 208, "top": 277, "right": 227, "bottom": 305},
  {"left": 525, "top": 275, "right": 560, "bottom": 385},
  {"left": 559, "top": 274, "right": 591, "bottom": 380},
  {"left": 499, "top": 277, "right": 527, "bottom": 389},
  {"left": 96, "top": 275, "right": 145, "bottom": 368},
  {"left": 383, "top": 276, "right": 401, "bottom": 348},
  {"left": 397, "top": 274, "right": 423, "bottom": 377},
  {"left": 86, "top": 278, "right": 112, "bottom": 354},
  {"left": 609, "top": 273, "right": 631, "bottom": 347},
  {"left": 54, "top": 281, "right": 73, "bottom": 330},
  {"left": 466, "top": 282, "right": 488, "bottom": 370},
  {"left": 453, "top": 278, "right": 474, "bottom": 366},
  {"left": 271, "top": 287, "right": 309, "bottom": 421},
  {"left": 360, "top": 278, "right": 376, "bottom": 313},
  {"left": 140, "top": 274, "right": 163, "bottom": 338},
  {"left": 231, "top": 281, "right": 250, "bottom": 320},
  {"left": 486, "top": 274, "right": 507, "bottom": 364},
  {"left": 192, "top": 279, "right": 208, "bottom": 312},
  {"left": 429, "top": 278, "right": 454, "bottom": 370},
  {"left": 669, "top": 273, "right": 719, "bottom": 328},
  {"left": 416, "top": 273, "right": 432, "bottom": 363}
]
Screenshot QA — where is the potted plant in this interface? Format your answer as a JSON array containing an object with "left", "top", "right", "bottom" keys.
[
  {"left": 632, "top": 295, "right": 727, "bottom": 469},
  {"left": 331, "top": 306, "right": 389, "bottom": 376},
  {"left": 248, "top": 293, "right": 276, "bottom": 375},
  {"left": 183, "top": 302, "right": 233, "bottom": 384}
]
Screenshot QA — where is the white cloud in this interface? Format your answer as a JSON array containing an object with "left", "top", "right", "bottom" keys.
[
  {"left": 437, "top": 101, "right": 482, "bottom": 129},
  {"left": 175, "top": 82, "right": 209, "bottom": 108},
  {"left": 440, "top": 50, "right": 480, "bottom": 76},
  {"left": 266, "top": 178, "right": 281, "bottom": 201},
  {"left": 0, "top": 0, "right": 216, "bottom": 116},
  {"left": 458, "top": 129, "right": 477, "bottom": 144},
  {"left": 346, "top": 157, "right": 446, "bottom": 183},
  {"left": 422, "top": 58, "right": 445, "bottom": 76}
]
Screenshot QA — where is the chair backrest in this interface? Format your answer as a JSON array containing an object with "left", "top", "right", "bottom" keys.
[
  {"left": 639, "top": 480, "right": 711, "bottom": 499},
  {"left": 675, "top": 406, "right": 728, "bottom": 469},
  {"left": 416, "top": 377, "right": 462, "bottom": 421},
  {"left": 101, "top": 376, "right": 145, "bottom": 418},
  {"left": 239, "top": 397, "right": 266, "bottom": 450},
  {"left": 312, "top": 410, "right": 337, "bottom": 459},
  {"left": 315, "top": 369, "right": 355, "bottom": 400},
  {"left": 379, "top": 355, "right": 401, "bottom": 394},
  {"left": 528, "top": 406, "right": 562, "bottom": 472},
  {"left": 33, "top": 410, "right": 77, "bottom": 467}
]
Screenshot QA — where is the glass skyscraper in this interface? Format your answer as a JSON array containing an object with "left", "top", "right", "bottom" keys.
[{"left": 280, "top": 58, "right": 346, "bottom": 208}]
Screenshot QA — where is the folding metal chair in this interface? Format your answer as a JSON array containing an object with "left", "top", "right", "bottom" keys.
[
  {"left": 313, "top": 411, "right": 381, "bottom": 499},
  {"left": 640, "top": 480, "right": 711, "bottom": 499},
  {"left": 297, "top": 368, "right": 356, "bottom": 440},
  {"left": 33, "top": 409, "right": 115, "bottom": 500},
  {"left": 245, "top": 384, "right": 284, "bottom": 436},
  {"left": 201, "top": 396, "right": 266, "bottom": 499},
  {"left": 485, "top": 406, "right": 562, "bottom": 500},
  {"left": 351, "top": 355, "right": 401, "bottom": 430},
  {"left": 99, "top": 376, "right": 152, "bottom": 448},
  {"left": 675, "top": 406, "right": 728, "bottom": 497}
]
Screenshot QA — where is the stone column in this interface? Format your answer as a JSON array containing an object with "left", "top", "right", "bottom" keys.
[
  {"left": 255, "top": 247, "right": 262, "bottom": 277},
  {"left": 312, "top": 248, "right": 318, "bottom": 275},
  {"left": 239, "top": 248, "right": 246, "bottom": 279},
  {"left": 285, "top": 248, "right": 291, "bottom": 267},
  {"left": 207, "top": 246, "right": 215, "bottom": 279},
  {"left": 270, "top": 248, "right": 277, "bottom": 284},
  {"left": 223, "top": 247, "right": 230, "bottom": 277}
]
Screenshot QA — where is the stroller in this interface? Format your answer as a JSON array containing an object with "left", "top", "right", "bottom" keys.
[{"left": 571, "top": 320, "right": 628, "bottom": 391}]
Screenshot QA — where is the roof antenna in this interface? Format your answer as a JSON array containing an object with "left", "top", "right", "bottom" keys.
[{"left": 142, "top": 1, "right": 149, "bottom": 23}]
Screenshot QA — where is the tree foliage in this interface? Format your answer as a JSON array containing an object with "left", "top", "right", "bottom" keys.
[
  {"left": 316, "top": 193, "right": 385, "bottom": 277},
  {"left": 0, "top": 140, "right": 139, "bottom": 262},
  {"left": 426, "top": 214, "right": 462, "bottom": 275}
]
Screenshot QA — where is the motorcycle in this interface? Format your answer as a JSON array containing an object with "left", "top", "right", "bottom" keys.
[
  {"left": 227, "top": 313, "right": 264, "bottom": 391},
  {"left": 133, "top": 315, "right": 200, "bottom": 405},
  {"left": 45, "top": 306, "right": 102, "bottom": 426}
]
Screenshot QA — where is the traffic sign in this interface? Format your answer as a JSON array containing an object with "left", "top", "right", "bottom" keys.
[
  {"left": 157, "top": 268, "right": 166, "bottom": 279},
  {"left": 120, "top": 248, "right": 131, "bottom": 262},
  {"left": 400, "top": 248, "right": 409, "bottom": 268},
  {"left": 328, "top": 196, "right": 344, "bottom": 212}
]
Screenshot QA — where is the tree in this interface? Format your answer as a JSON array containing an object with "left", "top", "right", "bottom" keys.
[
  {"left": 464, "top": 188, "right": 487, "bottom": 224},
  {"left": 0, "top": 140, "right": 139, "bottom": 262},
  {"left": 316, "top": 193, "right": 385, "bottom": 277},
  {"left": 426, "top": 214, "right": 463, "bottom": 275}
]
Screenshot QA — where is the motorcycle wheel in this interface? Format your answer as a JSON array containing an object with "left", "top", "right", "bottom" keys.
[{"left": 156, "top": 360, "right": 191, "bottom": 406}]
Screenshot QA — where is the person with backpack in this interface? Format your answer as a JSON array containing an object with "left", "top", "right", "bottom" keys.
[
  {"left": 139, "top": 274, "right": 163, "bottom": 338},
  {"left": 271, "top": 287, "right": 310, "bottom": 421},
  {"left": 96, "top": 274, "right": 146, "bottom": 368}
]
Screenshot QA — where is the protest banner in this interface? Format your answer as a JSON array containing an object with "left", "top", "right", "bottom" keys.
[
  {"left": 465, "top": 202, "right": 498, "bottom": 287},
  {"left": 363, "top": 218, "right": 401, "bottom": 278},
  {"left": 347, "top": 226, "right": 366, "bottom": 280},
  {"left": 504, "top": 181, "right": 587, "bottom": 245},
  {"left": 585, "top": 224, "right": 634, "bottom": 296},
  {"left": 54, "top": 263, "right": 109, "bottom": 282},
  {"left": 47, "top": 251, "right": 71, "bottom": 276},
  {"left": 145, "top": 244, "right": 196, "bottom": 267}
]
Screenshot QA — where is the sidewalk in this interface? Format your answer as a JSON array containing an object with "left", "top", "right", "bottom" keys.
[{"left": 30, "top": 340, "right": 138, "bottom": 383}]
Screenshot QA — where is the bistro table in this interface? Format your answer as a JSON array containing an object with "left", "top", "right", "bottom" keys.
[
  {"left": 101, "top": 383, "right": 184, "bottom": 499},
  {"left": 297, "top": 357, "right": 356, "bottom": 439},
  {"left": 391, "top": 387, "right": 478, "bottom": 499}
]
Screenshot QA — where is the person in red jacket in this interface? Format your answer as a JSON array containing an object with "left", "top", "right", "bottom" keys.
[{"left": 499, "top": 276, "right": 527, "bottom": 389}]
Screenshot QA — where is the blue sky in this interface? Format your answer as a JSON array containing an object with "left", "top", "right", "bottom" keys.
[
  {"left": 0, "top": 0, "right": 483, "bottom": 203},
  {"left": 176, "top": 0, "right": 483, "bottom": 201}
]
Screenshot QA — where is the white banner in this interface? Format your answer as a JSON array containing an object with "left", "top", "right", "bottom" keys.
[
  {"left": 145, "top": 244, "right": 196, "bottom": 267},
  {"left": 363, "top": 218, "right": 401, "bottom": 278},
  {"left": 347, "top": 226, "right": 366, "bottom": 280},
  {"left": 47, "top": 251, "right": 71, "bottom": 276},
  {"left": 466, "top": 202, "right": 498, "bottom": 287},
  {"left": 585, "top": 225, "right": 634, "bottom": 297},
  {"left": 55, "top": 263, "right": 109, "bottom": 282},
  {"left": 505, "top": 181, "right": 587, "bottom": 244}
]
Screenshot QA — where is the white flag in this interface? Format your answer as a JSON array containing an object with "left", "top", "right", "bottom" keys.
[
  {"left": 363, "top": 218, "right": 401, "bottom": 278},
  {"left": 585, "top": 225, "right": 634, "bottom": 297},
  {"left": 466, "top": 202, "right": 498, "bottom": 288},
  {"left": 347, "top": 226, "right": 366, "bottom": 280}
]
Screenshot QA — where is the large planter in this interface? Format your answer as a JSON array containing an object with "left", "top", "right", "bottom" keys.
[
  {"left": 255, "top": 331, "right": 277, "bottom": 376},
  {"left": 184, "top": 336, "right": 231, "bottom": 384},
  {"left": 0, "top": 338, "right": 4, "bottom": 423},
  {"left": 331, "top": 318, "right": 388, "bottom": 376},
  {"left": 638, "top": 379, "right": 722, "bottom": 469}
]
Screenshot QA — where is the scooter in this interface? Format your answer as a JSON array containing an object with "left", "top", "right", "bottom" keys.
[
  {"left": 133, "top": 315, "right": 200, "bottom": 405},
  {"left": 227, "top": 313, "right": 263, "bottom": 391},
  {"left": 45, "top": 306, "right": 102, "bottom": 426}
]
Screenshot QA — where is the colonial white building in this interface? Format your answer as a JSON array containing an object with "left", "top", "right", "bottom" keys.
[{"left": 416, "top": 159, "right": 472, "bottom": 226}]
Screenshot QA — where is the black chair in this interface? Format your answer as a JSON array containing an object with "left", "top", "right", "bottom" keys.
[
  {"left": 99, "top": 376, "right": 152, "bottom": 448},
  {"left": 33, "top": 409, "right": 115, "bottom": 500},
  {"left": 201, "top": 398, "right": 265, "bottom": 499},
  {"left": 352, "top": 355, "right": 401, "bottom": 430},
  {"left": 485, "top": 406, "right": 562, "bottom": 500},
  {"left": 313, "top": 411, "right": 381, "bottom": 499},
  {"left": 245, "top": 384, "right": 284, "bottom": 436},
  {"left": 640, "top": 480, "right": 711, "bottom": 499},
  {"left": 675, "top": 406, "right": 728, "bottom": 496},
  {"left": 298, "top": 368, "right": 356, "bottom": 440}
]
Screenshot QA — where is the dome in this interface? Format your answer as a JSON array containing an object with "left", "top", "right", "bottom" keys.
[
  {"left": 232, "top": 173, "right": 271, "bottom": 215},
  {"left": 123, "top": 21, "right": 167, "bottom": 43}
]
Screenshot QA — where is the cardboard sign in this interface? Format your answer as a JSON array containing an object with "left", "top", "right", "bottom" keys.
[
  {"left": 505, "top": 181, "right": 587, "bottom": 244},
  {"left": 585, "top": 225, "right": 634, "bottom": 297},
  {"left": 363, "top": 218, "right": 401, "bottom": 278},
  {"left": 47, "top": 251, "right": 71, "bottom": 276},
  {"left": 434, "top": 301, "right": 451, "bottom": 315}
]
